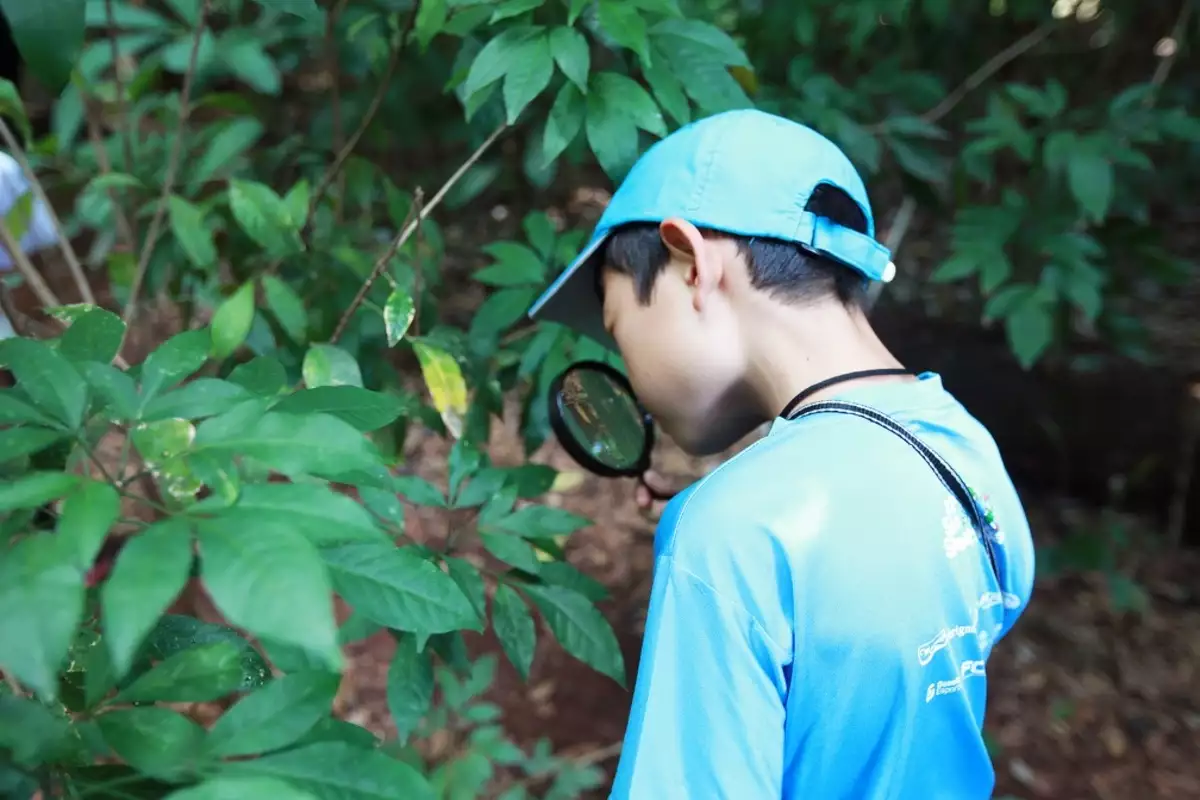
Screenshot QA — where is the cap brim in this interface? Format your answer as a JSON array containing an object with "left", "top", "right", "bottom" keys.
[{"left": 527, "top": 232, "right": 616, "bottom": 349}]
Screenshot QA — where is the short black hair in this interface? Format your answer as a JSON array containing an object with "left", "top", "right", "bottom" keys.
[{"left": 602, "top": 183, "right": 871, "bottom": 307}]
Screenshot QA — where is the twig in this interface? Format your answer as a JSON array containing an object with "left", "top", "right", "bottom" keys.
[
  {"left": 84, "top": 112, "right": 135, "bottom": 247},
  {"left": 122, "top": 0, "right": 211, "bottom": 329},
  {"left": 0, "top": 218, "right": 62, "bottom": 309},
  {"left": 410, "top": 190, "right": 426, "bottom": 336},
  {"left": 866, "top": 196, "right": 916, "bottom": 312},
  {"left": 2, "top": 670, "right": 19, "bottom": 696},
  {"left": 1146, "top": 0, "right": 1193, "bottom": 100},
  {"left": 330, "top": 189, "right": 422, "bottom": 344},
  {"left": 326, "top": 0, "right": 349, "bottom": 223},
  {"left": 105, "top": 0, "right": 137, "bottom": 188},
  {"left": 0, "top": 119, "right": 96, "bottom": 305}
]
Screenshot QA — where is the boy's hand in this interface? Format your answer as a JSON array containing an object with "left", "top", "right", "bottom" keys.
[{"left": 635, "top": 471, "right": 673, "bottom": 517}]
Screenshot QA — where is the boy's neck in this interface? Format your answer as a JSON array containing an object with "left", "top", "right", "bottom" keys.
[{"left": 739, "top": 296, "right": 910, "bottom": 419}]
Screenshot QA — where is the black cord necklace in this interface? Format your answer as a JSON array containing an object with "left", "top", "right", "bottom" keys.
[{"left": 778, "top": 368, "right": 915, "bottom": 420}]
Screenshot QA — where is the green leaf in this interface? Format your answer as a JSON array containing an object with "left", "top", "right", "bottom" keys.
[
  {"left": 59, "top": 307, "right": 125, "bottom": 366},
  {"left": 56, "top": 479, "right": 119, "bottom": 572},
  {"left": 194, "top": 483, "right": 386, "bottom": 547},
  {"left": 652, "top": 26, "right": 750, "bottom": 113},
  {"left": 274, "top": 386, "right": 404, "bottom": 432},
  {"left": 480, "top": 531, "right": 542, "bottom": 574},
  {"left": 0, "top": 78, "right": 31, "bottom": 143},
  {"left": 393, "top": 475, "right": 446, "bottom": 507},
  {"left": 586, "top": 84, "right": 639, "bottom": 179},
  {"left": 0, "top": 534, "right": 84, "bottom": 699},
  {"left": 462, "top": 27, "right": 536, "bottom": 101},
  {"left": 249, "top": 0, "right": 322, "bottom": 19},
  {"left": 597, "top": 0, "right": 649, "bottom": 65},
  {"left": 229, "top": 356, "right": 287, "bottom": 396},
  {"left": 503, "top": 34, "right": 554, "bottom": 124},
  {"left": 490, "top": 0, "right": 540, "bottom": 23},
  {"left": 595, "top": 70, "right": 666, "bottom": 136},
  {"left": 199, "top": 520, "right": 341, "bottom": 670},
  {"left": 0, "top": 389, "right": 57, "bottom": 426},
  {"left": 211, "top": 282, "right": 256, "bottom": 361},
  {"left": 650, "top": 17, "right": 749, "bottom": 67},
  {"left": 1067, "top": 138, "right": 1113, "bottom": 224},
  {"left": 208, "top": 671, "right": 340, "bottom": 758},
  {"left": 0, "top": 694, "right": 71, "bottom": 765},
  {"left": 142, "top": 615, "right": 271, "bottom": 692},
  {"left": 228, "top": 179, "right": 303, "bottom": 257},
  {"left": 0, "top": 0, "right": 88, "bottom": 91},
  {"left": 96, "top": 707, "right": 206, "bottom": 781},
  {"left": 302, "top": 344, "right": 363, "bottom": 389},
  {"left": 384, "top": 288, "right": 416, "bottom": 347},
  {"left": 0, "top": 337, "right": 88, "bottom": 428},
  {"left": 0, "top": 471, "right": 78, "bottom": 512},
  {"left": 167, "top": 777, "right": 318, "bottom": 800},
  {"left": 492, "top": 584, "right": 535, "bottom": 680},
  {"left": 549, "top": 27, "right": 589, "bottom": 92},
  {"left": 116, "top": 642, "right": 246, "bottom": 703},
  {"left": 541, "top": 82, "right": 586, "bottom": 165},
  {"left": 169, "top": 195, "right": 218, "bottom": 269},
  {"left": 386, "top": 634, "right": 433, "bottom": 745},
  {"left": 491, "top": 505, "right": 591, "bottom": 538},
  {"left": 102, "top": 519, "right": 196, "bottom": 678},
  {"left": 219, "top": 741, "right": 434, "bottom": 800},
  {"left": 194, "top": 411, "right": 382, "bottom": 479},
  {"left": 142, "top": 378, "right": 253, "bottom": 422},
  {"left": 469, "top": 287, "right": 538, "bottom": 342},
  {"left": 221, "top": 35, "right": 282, "bottom": 95},
  {"left": 0, "top": 427, "right": 68, "bottom": 462},
  {"left": 521, "top": 583, "right": 624, "bottom": 685},
  {"left": 521, "top": 212, "right": 557, "bottom": 260},
  {"left": 192, "top": 119, "right": 265, "bottom": 187},
  {"left": 140, "top": 329, "right": 212, "bottom": 402},
  {"left": 475, "top": 242, "right": 546, "bottom": 287},
  {"left": 262, "top": 275, "right": 308, "bottom": 344},
  {"left": 322, "top": 542, "right": 478, "bottom": 634},
  {"left": 443, "top": 556, "right": 487, "bottom": 626},
  {"left": 82, "top": 363, "right": 139, "bottom": 421},
  {"left": 414, "top": 0, "right": 447, "bottom": 48},
  {"left": 1005, "top": 297, "right": 1054, "bottom": 370},
  {"left": 643, "top": 57, "right": 689, "bottom": 126}
]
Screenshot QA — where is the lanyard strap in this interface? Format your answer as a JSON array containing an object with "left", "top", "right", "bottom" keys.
[{"left": 788, "top": 400, "right": 1001, "bottom": 583}]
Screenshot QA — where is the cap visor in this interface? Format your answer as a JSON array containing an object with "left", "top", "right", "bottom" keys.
[{"left": 527, "top": 232, "right": 614, "bottom": 348}]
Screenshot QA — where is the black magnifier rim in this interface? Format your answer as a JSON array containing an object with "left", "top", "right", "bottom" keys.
[{"left": 547, "top": 360, "right": 656, "bottom": 479}]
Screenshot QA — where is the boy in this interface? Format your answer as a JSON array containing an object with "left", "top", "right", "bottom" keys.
[{"left": 528, "top": 109, "right": 1035, "bottom": 799}]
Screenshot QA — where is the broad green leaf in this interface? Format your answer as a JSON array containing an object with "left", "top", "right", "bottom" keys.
[
  {"left": 503, "top": 34, "right": 554, "bottom": 124},
  {"left": 414, "top": 0, "right": 448, "bottom": 48},
  {"left": 0, "top": 694, "right": 71, "bottom": 765},
  {"left": 1005, "top": 295, "right": 1054, "bottom": 369},
  {"left": 274, "top": 386, "right": 405, "bottom": 432},
  {"left": 0, "top": 337, "right": 88, "bottom": 428},
  {"left": 59, "top": 307, "right": 125, "bottom": 365},
  {"left": 492, "top": 584, "right": 536, "bottom": 680},
  {"left": 102, "top": 519, "right": 196, "bottom": 678},
  {"left": 322, "top": 542, "right": 478, "bottom": 634},
  {"left": 522, "top": 212, "right": 557, "bottom": 260},
  {"left": 650, "top": 17, "right": 750, "bottom": 67},
  {"left": 0, "top": 471, "right": 78, "bottom": 512},
  {"left": 643, "top": 57, "right": 690, "bottom": 126},
  {"left": 192, "top": 118, "right": 265, "bottom": 187},
  {"left": 0, "top": 534, "right": 83, "bottom": 699},
  {"left": 393, "top": 475, "right": 447, "bottom": 507},
  {"left": 302, "top": 344, "right": 363, "bottom": 389},
  {"left": 82, "top": 362, "right": 140, "bottom": 421},
  {"left": 0, "top": 389, "right": 57, "bottom": 426},
  {"left": 522, "top": 583, "right": 625, "bottom": 685},
  {"left": 595, "top": 70, "right": 666, "bottom": 136},
  {"left": 0, "top": 78, "right": 31, "bottom": 142},
  {"left": 56, "top": 479, "right": 119, "bottom": 572},
  {"left": 228, "top": 179, "right": 303, "bottom": 257},
  {"left": 491, "top": 505, "right": 591, "bottom": 538},
  {"left": 219, "top": 741, "right": 434, "bottom": 800},
  {"left": 199, "top": 520, "right": 341, "bottom": 671},
  {"left": 115, "top": 642, "right": 245, "bottom": 703},
  {"left": 542, "top": 83, "right": 585, "bottom": 165},
  {"left": 142, "top": 615, "right": 271, "bottom": 692},
  {"left": 0, "top": 427, "right": 67, "bottom": 462},
  {"left": 597, "top": 0, "right": 649, "bottom": 65},
  {"left": 221, "top": 36, "right": 282, "bottom": 95},
  {"left": 462, "top": 27, "right": 536, "bottom": 101},
  {"left": 292, "top": 717, "right": 378, "bottom": 750},
  {"left": 142, "top": 378, "right": 253, "bottom": 422},
  {"left": 194, "top": 411, "right": 382, "bottom": 478},
  {"left": 1067, "top": 139, "right": 1113, "bottom": 224},
  {"left": 167, "top": 776, "right": 318, "bottom": 800},
  {"left": 443, "top": 557, "right": 487, "bottom": 623},
  {"left": 585, "top": 86, "right": 639, "bottom": 179},
  {"left": 652, "top": 25, "right": 750, "bottom": 113},
  {"left": 169, "top": 195, "right": 218, "bottom": 269},
  {"left": 283, "top": 180, "right": 311, "bottom": 224},
  {"left": 469, "top": 287, "right": 538, "bottom": 342},
  {"left": 2, "top": 192, "right": 33, "bottom": 241},
  {"left": 207, "top": 671, "right": 340, "bottom": 758},
  {"left": 480, "top": 531, "right": 543, "bottom": 574},
  {"left": 475, "top": 242, "right": 545, "bottom": 287},
  {"left": 96, "top": 707, "right": 206, "bottom": 781},
  {"left": 250, "top": 0, "right": 322, "bottom": 19},
  {"left": 140, "top": 329, "right": 212, "bottom": 401},
  {"left": 412, "top": 342, "right": 468, "bottom": 439},
  {"left": 384, "top": 288, "right": 416, "bottom": 347},
  {"left": 386, "top": 634, "right": 433, "bottom": 744},
  {"left": 194, "top": 483, "right": 386, "bottom": 546},
  {"left": 490, "top": 0, "right": 540, "bottom": 23},
  {"left": 537, "top": 560, "right": 609, "bottom": 602},
  {"left": 549, "top": 27, "right": 589, "bottom": 92},
  {"left": 211, "top": 282, "right": 256, "bottom": 361},
  {"left": 229, "top": 356, "right": 287, "bottom": 396},
  {"left": 262, "top": 275, "right": 308, "bottom": 344},
  {"left": 0, "top": 0, "right": 88, "bottom": 91}
]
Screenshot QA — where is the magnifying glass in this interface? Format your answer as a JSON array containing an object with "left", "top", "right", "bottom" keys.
[{"left": 547, "top": 361, "right": 676, "bottom": 501}]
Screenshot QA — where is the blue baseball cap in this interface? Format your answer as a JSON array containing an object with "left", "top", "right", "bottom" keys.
[{"left": 527, "top": 109, "right": 895, "bottom": 348}]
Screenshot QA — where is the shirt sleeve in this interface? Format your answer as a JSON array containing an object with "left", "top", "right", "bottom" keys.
[{"left": 610, "top": 555, "right": 790, "bottom": 799}]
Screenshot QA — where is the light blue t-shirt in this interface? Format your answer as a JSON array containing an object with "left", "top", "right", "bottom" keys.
[{"left": 610, "top": 373, "right": 1036, "bottom": 800}]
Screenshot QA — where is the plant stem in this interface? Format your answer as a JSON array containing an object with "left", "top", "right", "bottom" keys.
[
  {"left": 122, "top": 0, "right": 212, "bottom": 329},
  {"left": 84, "top": 112, "right": 135, "bottom": 247},
  {"left": 0, "top": 217, "right": 62, "bottom": 309},
  {"left": 0, "top": 119, "right": 96, "bottom": 305},
  {"left": 105, "top": 0, "right": 137, "bottom": 187}
]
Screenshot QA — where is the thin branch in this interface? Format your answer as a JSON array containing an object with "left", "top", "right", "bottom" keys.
[
  {"left": 84, "top": 111, "right": 135, "bottom": 247},
  {"left": 330, "top": 189, "right": 422, "bottom": 344},
  {"left": 410, "top": 190, "right": 426, "bottom": 336},
  {"left": 0, "top": 219, "right": 62, "bottom": 309},
  {"left": 866, "top": 196, "right": 916, "bottom": 312},
  {"left": 0, "top": 119, "right": 96, "bottom": 305},
  {"left": 1146, "top": 0, "right": 1193, "bottom": 100},
  {"left": 123, "top": 0, "right": 212, "bottom": 328},
  {"left": 105, "top": 0, "right": 137, "bottom": 188}
]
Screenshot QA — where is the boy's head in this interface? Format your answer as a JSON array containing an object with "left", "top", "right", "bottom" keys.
[{"left": 529, "top": 110, "right": 894, "bottom": 454}]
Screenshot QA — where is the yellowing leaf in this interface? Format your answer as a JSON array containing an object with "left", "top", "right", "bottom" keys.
[
  {"left": 411, "top": 342, "right": 467, "bottom": 439},
  {"left": 550, "top": 471, "right": 585, "bottom": 493}
]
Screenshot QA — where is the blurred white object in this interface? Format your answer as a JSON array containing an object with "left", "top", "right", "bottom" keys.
[{"left": 0, "top": 150, "right": 59, "bottom": 270}]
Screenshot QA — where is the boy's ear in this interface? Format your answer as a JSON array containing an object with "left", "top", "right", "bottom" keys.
[{"left": 659, "top": 218, "right": 721, "bottom": 298}]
